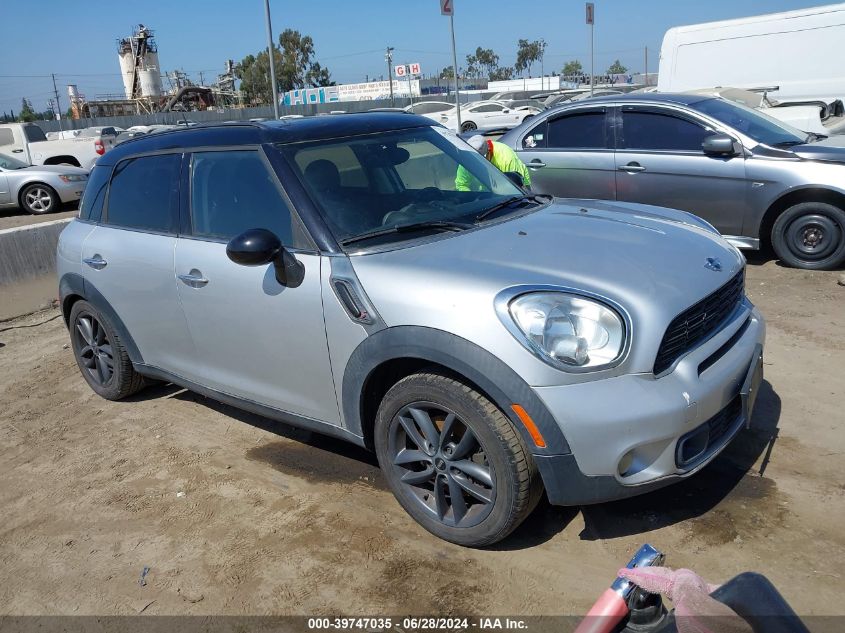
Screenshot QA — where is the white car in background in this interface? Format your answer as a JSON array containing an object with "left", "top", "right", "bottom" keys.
[
  {"left": 403, "top": 100, "right": 456, "bottom": 119},
  {"left": 438, "top": 100, "right": 540, "bottom": 133}
]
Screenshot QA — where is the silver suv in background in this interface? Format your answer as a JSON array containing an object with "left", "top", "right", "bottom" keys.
[
  {"left": 500, "top": 93, "right": 845, "bottom": 269},
  {"left": 58, "top": 116, "right": 765, "bottom": 546}
]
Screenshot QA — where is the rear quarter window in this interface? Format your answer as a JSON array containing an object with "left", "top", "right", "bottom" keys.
[
  {"left": 23, "top": 125, "right": 47, "bottom": 142},
  {"left": 105, "top": 153, "right": 181, "bottom": 233},
  {"left": 78, "top": 165, "right": 110, "bottom": 222}
]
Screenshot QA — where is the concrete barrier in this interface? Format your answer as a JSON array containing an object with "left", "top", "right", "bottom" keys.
[{"left": 0, "top": 218, "right": 71, "bottom": 320}]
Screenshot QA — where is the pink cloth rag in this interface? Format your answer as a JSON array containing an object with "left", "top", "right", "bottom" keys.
[{"left": 618, "top": 566, "right": 753, "bottom": 633}]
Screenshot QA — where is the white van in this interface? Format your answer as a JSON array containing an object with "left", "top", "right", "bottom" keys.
[{"left": 658, "top": 3, "right": 845, "bottom": 104}]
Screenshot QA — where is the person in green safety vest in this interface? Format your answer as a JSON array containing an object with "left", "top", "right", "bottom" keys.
[{"left": 455, "top": 135, "right": 531, "bottom": 191}]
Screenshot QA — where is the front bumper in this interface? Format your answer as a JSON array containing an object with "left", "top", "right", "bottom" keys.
[
  {"left": 56, "top": 182, "right": 85, "bottom": 204},
  {"left": 533, "top": 301, "right": 765, "bottom": 506}
]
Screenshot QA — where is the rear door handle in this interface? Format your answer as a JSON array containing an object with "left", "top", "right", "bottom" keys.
[
  {"left": 618, "top": 162, "right": 646, "bottom": 173},
  {"left": 83, "top": 255, "right": 107, "bottom": 270},
  {"left": 178, "top": 269, "right": 209, "bottom": 287},
  {"left": 11, "top": 149, "right": 24, "bottom": 153},
  {"left": 528, "top": 160, "right": 546, "bottom": 168}
]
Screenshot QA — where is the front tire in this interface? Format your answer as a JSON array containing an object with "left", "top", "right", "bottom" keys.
[
  {"left": 771, "top": 202, "right": 845, "bottom": 269},
  {"left": 374, "top": 372, "right": 540, "bottom": 547},
  {"left": 20, "top": 183, "right": 59, "bottom": 215},
  {"left": 69, "top": 300, "right": 146, "bottom": 400}
]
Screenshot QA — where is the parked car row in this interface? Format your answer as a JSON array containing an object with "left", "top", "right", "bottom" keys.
[{"left": 500, "top": 92, "right": 845, "bottom": 270}]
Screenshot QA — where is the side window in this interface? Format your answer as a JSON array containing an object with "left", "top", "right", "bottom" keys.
[
  {"left": 190, "top": 150, "right": 294, "bottom": 246},
  {"left": 79, "top": 165, "right": 110, "bottom": 222},
  {"left": 522, "top": 122, "right": 547, "bottom": 149},
  {"left": 473, "top": 104, "right": 503, "bottom": 113},
  {"left": 546, "top": 111, "right": 607, "bottom": 149},
  {"left": 621, "top": 110, "right": 711, "bottom": 151},
  {"left": 294, "top": 144, "right": 367, "bottom": 188},
  {"left": 106, "top": 153, "right": 180, "bottom": 232}
]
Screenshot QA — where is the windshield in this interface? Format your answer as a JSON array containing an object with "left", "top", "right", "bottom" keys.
[
  {"left": 0, "top": 154, "right": 29, "bottom": 170},
  {"left": 277, "top": 126, "right": 527, "bottom": 247},
  {"left": 691, "top": 98, "right": 807, "bottom": 147}
]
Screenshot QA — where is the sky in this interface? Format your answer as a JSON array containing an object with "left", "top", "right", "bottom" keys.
[{"left": 0, "top": 0, "right": 832, "bottom": 115}]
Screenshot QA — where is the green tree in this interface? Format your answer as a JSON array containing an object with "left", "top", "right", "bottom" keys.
[
  {"left": 440, "top": 66, "right": 454, "bottom": 80},
  {"left": 562, "top": 60, "right": 582, "bottom": 76},
  {"left": 234, "top": 30, "right": 333, "bottom": 104},
  {"left": 19, "top": 98, "right": 36, "bottom": 122},
  {"left": 474, "top": 47, "right": 499, "bottom": 78},
  {"left": 607, "top": 59, "right": 628, "bottom": 74},
  {"left": 489, "top": 66, "right": 514, "bottom": 81},
  {"left": 515, "top": 39, "right": 543, "bottom": 76},
  {"left": 465, "top": 53, "right": 480, "bottom": 78},
  {"left": 305, "top": 62, "right": 334, "bottom": 88}
]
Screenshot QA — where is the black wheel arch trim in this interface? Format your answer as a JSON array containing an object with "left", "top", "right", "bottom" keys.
[
  {"left": 342, "top": 325, "right": 571, "bottom": 456},
  {"left": 59, "top": 272, "right": 144, "bottom": 365}
]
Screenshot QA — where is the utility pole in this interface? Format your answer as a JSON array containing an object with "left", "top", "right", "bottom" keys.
[
  {"left": 51, "top": 73, "right": 63, "bottom": 131},
  {"left": 264, "top": 0, "right": 280, "bottom": 119},
  {"left": 539, "top": 38, "right": 546, "bottom": 92},
  {"left": 199, "top": 71, "right": 205, "bottom": 86},
  {"left": 445, "top": 3, "right": 461, "bottom": 129},
  {"left": 644, "top": 46, "right": 648, "bottom": 87},
  {"left": 405, "top": 63, "right": 414, "bottom": 106},
  {"left": 385, "top": 46, "right": 395, "bottom": 106},
  {"left": 586, "top": 3, "right": 595, "bottom": 96}
]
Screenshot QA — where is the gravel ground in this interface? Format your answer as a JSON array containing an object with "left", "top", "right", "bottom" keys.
[{"left": 0, "top": 255, "right": 843, "bottom": 617}]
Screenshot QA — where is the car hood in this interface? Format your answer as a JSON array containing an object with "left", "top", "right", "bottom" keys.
[
  {"left": 350, "top": 199, "right": 744, "bottom": 378},
  {"left": 790, "top": 136, "right": 845, "bottom": 163}
]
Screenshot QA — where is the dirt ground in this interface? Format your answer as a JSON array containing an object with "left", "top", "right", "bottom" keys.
[{"left": 0, "top": 254, "right": 843, "bottom": 618}]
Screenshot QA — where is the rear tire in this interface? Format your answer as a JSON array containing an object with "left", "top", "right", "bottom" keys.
[
  {"left": 374, "top": 372, "right": 541, "bottom": 547},
  {"left": 69, "top": 300, "right": 146, "bottom": 400},
  {"left": 460, "top": 121, "right": 477, "bottom": 133},
  {"left": 771, "top": 202, "right": 845, "bottom": 269},
  {"left": 20, "top": 183, "right": 59, "bottom": 215}
]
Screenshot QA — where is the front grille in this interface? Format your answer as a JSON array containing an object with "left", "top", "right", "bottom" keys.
[{"left": 654, "top": 269, "right": 745, "bottom": 375}]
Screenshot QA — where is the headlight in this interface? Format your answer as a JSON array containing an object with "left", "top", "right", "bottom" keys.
[
  {"left": 59, "top": 174, "right": 88, "bottom": 182},
  {"left": 508, "top": 292, "right": 626, "bottom": 370}
]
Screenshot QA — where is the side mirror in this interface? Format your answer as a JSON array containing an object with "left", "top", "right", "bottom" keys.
[
  {"left": 226, "top": 228, "right": 304, "bottom": 288},
  {"left": 502, "top": 109, "right": 511, "bottom": 113},
  {"left": 504, "top": 170, "right": 525, "bottom": 188},
  {"left": 702, "top": 133, "right": 740, "bottom": 156}
]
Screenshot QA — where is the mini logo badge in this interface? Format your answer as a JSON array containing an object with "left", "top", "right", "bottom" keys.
[{"left": 704, "top": 257, "right": 723, "bottom": 272}]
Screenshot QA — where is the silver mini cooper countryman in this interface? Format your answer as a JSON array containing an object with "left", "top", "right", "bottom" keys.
[{"left": 58, "top": 115, "right": 765, "bottom": 546}]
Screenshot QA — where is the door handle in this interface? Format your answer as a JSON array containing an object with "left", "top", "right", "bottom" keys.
[
  {"left": 528, "top": 160, "right": 546, "bottom": 168},
  {"left": 11, "top": 149, "right": 24, "bottom": 153},
  {"left": 618, "top": 162, "right": 646, "bottom": 173},
  {"left": 83, "top": 255, "right": 107, "bottom": 270},
  {"left": 178, "top": 270, "right": 209, "bottom": 287}
]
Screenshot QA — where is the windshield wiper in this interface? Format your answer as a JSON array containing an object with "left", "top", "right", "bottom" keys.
[
  {"left": 805, "top": 132, "right": 828, "bottom": 143},
  {"left": 474, "top": 194, "right": 552, "bottom": 222},
  {"left": 339, "top": 220, "right": 472, "bottom": 246},
  {"left": 774, "top": 140, "right": 805, "bottom": 147}
]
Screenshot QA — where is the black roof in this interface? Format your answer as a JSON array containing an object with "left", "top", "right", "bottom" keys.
[{"left": 100, "top": 112, "right": 435, "bottom": 166}]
